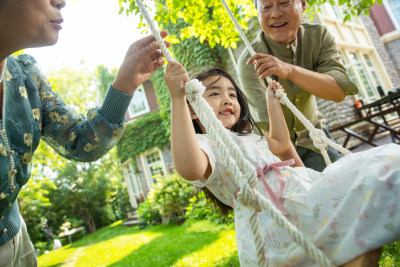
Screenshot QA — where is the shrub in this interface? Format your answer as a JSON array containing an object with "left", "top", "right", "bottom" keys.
[
  {"left": 138, "top": 173, "right": 195, "bottom": 225},
  {"left": 137, "top": 199, "right": 161, "bottom": 225},
  {"left": 185, "top": 191, "right": 234, "bottom": 224},
  {"left": 380, "top": 241, "right": 400, "bottom": 266},
  {"left": 34, "top": 241, "right": 52, "bottom": 255}
]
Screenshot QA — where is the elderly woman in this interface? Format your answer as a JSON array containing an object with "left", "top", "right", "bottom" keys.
[{"left": 0, "top": 0, "right": 169, "bottom": 265}]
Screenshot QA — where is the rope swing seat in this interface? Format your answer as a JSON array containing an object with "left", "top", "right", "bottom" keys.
[{"left": 135, "top": 0, "right": 384, "bottom": 266}]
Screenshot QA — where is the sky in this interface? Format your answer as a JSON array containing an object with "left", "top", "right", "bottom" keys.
[{"left": 26, "top": 0, "right": 145, "bottom": 72}]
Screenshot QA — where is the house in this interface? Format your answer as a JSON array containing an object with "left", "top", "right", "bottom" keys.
[
  {"left": 314, "top": 3, "right": 400, "bottom": 144},
  {"left": 120, "top": 80, "right": 174, "bottom": 209}
]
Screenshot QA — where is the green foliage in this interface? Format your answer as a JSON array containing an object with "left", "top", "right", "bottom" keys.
[
  {"left": 148, "top": 20, "right": 224, "bottom": 138},
  {"left": 152, "top": 174, "right": 195, "bottom": 219},
  {"left": 137, "top": 196, "right": 162, "bottom": 225},
  {"left": 18, "top": 176, "right": 55, "bottom": 245},
  {"left": 117, "top": 110, "right": 170, "bottom": 163},
  {"left": 119, "top": 0, "right": 255, "bottom": 50},
  {"left": 44, "top": 159, "right": 112, "bottom": 233},
  {"left": 118, "top": 0, "right": 377, "bottom": 50},
  {"left": 46, "top": 64, "right": 97, "bottom": 113},
  {"left": 185, "top": 191, "right": 234, "bottom": 224},
  {"left": 380, "top": 241, "right": 400, "bottom": 266},
  {"left": 308, "top": 0, "right": 379, "bottom": 22},
  {"left": 19, "top": 66, "right": 130, "bottom": 249},
  {"left": 138, "top": 173, "right": 195, "bottom": 225},
  {"left": 95, "top": 65, "right": 118, "bottom": 101},
  {"left": 137, "top": 174, "right": 234, "bottom": 226}
]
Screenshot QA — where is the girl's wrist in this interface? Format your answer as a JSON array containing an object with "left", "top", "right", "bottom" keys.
[{"left": 170, "top": 96, "right": 187, "bottom": 105}]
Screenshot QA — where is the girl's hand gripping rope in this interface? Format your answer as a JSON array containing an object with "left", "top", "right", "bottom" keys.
[{"left": 164, "top": 61, "right": 189, "bottom": 101}]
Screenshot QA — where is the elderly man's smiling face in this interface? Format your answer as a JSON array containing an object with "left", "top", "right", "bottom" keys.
[{"left": 257, "top": 0, "right": 306, "bottom": 44}]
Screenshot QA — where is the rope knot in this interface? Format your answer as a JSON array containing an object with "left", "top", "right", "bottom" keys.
[
  {"left": 310, "top": 129, "right": 328, "bottom": 150},
  {"left": 185, "top": 79, "right": 205, "bottom": 101},
  {"left": 275, "top": 89, "right": 286, "bottom": 99}
]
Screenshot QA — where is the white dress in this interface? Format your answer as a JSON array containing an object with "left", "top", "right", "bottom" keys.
[{"left": 193, "top": 133, "right": 400, "bottom": 266}]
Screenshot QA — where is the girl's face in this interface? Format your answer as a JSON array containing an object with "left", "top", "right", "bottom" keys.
[
  {"left": 200, "top": 75, "right": 241, "bottom": 130},
  {"left": 1, "top": 0, "right": 66, "bottom": 49}
]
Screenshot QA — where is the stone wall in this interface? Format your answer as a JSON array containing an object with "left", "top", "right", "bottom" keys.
[
  {"left": 384, "top": 37, "right": 400, "bottom": 82},
  {"left": 316, "top": 97, "right": 360, "bottom": 147},
  {"left": 361, "top": 15, "right": 400, "bottom": 88}
]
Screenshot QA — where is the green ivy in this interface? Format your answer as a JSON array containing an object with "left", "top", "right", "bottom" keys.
[
  {"left": 150, "top": 20, "right": 226, "bottom": 138},
  {"left": 117, "top": 111, "right": 170, "bottom": 163},
  {"left": 116, "top": 20, "right": 226, "bottom": 164}
]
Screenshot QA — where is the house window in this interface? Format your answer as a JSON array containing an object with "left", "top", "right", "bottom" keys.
[
  {"left": 128, "top": 86, "right": 150, "bottom": 118},
  {"left": 320, "top": 3, "right": 360, "bottom": 24},
  {"left": 385, "top": 0, "right": 400, "bottom": 29},
  {"left": 322, "top": 3, "right": 341, "bottom": 20},
  {"left": 145, "top": 150, "right": 166, "bottom": 183},
  {"left": 122, "top": 162, "right": 145, "bottom": 208},
  {"left": 362, "top": 54, "right": 384, "bottom": 93},
  {"left": 341, "top": 51, "right": 384, "bottom": 103},
  {"left": 122, "top": 163, "right": 142, "bottom": 196}
]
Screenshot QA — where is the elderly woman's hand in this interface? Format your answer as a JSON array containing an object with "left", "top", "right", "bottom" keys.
[{"left": 112, "top": 31, "right": 171, "bottom": 94}]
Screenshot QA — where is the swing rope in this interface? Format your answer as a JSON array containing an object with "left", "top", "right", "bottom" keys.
[
  {"left": 135, "top": 0, "right": 336, "bottom": 266},
  {"left": 219, "top": 0, "right": 351, "bottom": 166}
]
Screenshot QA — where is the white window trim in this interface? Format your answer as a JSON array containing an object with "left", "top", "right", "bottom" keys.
[
  {"left": 122, "top": 160, "right": 146, "bottom": 208},
  {"left": 317, "top": 3, "right": 363, "bottom": 26},
  {"left": 122, "top": 160, "right": 144, "bottom": 195},
  {"left": 341, "top": 50, "right": 386, "bottom": 103},
  {"left": 139, "top": 155, "right": 153, "bottom": 189},
  {"left": 383, "top": 0, "right": 400, "bottom": 30},
  {"left": 127, "top": 85, "right": 151, "bottom": 118},
  {"left": 317, "top": 5, "right": 394, "bottom": 102},
  {"left": 140, "top": 148, "right": 168, "bottom": 186},
  {"left": 130, "top": 163, "right": 144, "bottom": 196}
]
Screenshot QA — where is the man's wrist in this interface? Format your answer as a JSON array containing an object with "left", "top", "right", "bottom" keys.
[{"left": 286, "top": 64, "right": 297, "bottom": 81}]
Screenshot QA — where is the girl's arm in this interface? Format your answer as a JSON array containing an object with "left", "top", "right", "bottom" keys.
[
  {"left": 264, "top": 80, "right": 290, "bottom": 155},
  {"left": 264, "top": 81, "right": 304, "bottom": 167},
  {"left": 164, "top": 61, "right": 211, "bottom": 181},
  {"left": 276, "top": 142, "right": 304, "bottom": 167}
]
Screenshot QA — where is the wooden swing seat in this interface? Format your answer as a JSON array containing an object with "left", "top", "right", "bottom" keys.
[{"left": 341, "top": 248, "right": 382, "bottom": 267}]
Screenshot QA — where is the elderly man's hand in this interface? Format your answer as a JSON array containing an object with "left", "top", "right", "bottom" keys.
[
  {"left": 113, "top": 31, "right": 171, "bottom": 94},
  {"left": 247, "top": 53, "right": 293, "bottom": 80}
]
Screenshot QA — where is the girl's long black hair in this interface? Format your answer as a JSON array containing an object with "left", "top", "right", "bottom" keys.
[{"left": 190, "top": 67, "right": 262, "bottom": 215}]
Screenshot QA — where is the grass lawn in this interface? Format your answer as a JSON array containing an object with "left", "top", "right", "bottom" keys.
[
  {"left": 38, "top": 219, "right": 400, "bottom": 267},
  {"left": 38, "top": 220, "right": 240, "bottom": 267}
]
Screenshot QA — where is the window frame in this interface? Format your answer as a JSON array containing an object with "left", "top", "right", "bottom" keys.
[
  {"left": 122, "top": 160, "right": 144, "bottom": 208},
  {"left": 127, "top": 85, "right": 151, "bottom": 118},
  {"left": 140, "top": 148, "right": 168, "bottom": 185},
  {"left": 340, "top": 51, "right": 385, "bottom": 103},
  {"left": 384, "top": 0, "right": 400, "bottom": 30}
]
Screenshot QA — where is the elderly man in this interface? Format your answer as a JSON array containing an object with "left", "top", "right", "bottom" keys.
[{"left": 237, "top": 0, "right": 358, "bottom": 171}]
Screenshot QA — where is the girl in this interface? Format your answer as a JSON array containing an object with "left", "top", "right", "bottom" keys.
[{"left": 164, "top": 61, "right": 400, "bottom": 266}]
